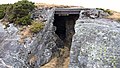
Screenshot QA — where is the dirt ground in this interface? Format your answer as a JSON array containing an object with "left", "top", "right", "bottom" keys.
[{"left": 41, "top": 46, "right": 70, "bottom": 68}]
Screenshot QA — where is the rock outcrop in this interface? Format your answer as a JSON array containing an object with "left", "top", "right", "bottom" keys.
[
  {"left": 1, "top": 8, "right": 120, "bottom": 68},
  {"left": 69, "top": 9, "right": 120, "bottom": 68},
  {"left": 0, "top": 8, "right": 62, "bottom": 68}
]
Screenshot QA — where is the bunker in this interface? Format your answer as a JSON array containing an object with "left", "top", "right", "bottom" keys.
[
  {"left": 53, "top": 8, "right": 87, "bottom": 47},
  {"left": 32, "top": 8, "right": 91, "bottom": 47}
]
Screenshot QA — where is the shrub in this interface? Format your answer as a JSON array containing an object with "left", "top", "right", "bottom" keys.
[
  {"left": 0, "top": 0, "right": 35, "bottom": 26},
  {"left": 0, "top": 4, "right": 13, "bottom": 19},
  {"left": 96, "top": 8, "right": 113, "bottom": 15},
  {"left": 8, "top": 0, "right": 35, "bottom": 25},
  {"left": 15, "top": 14, "right": 32, "bottom": 25},
  {"left": 105, "top": 9, "right": 113, "bottom": 15},
  {"left": 0, "top": 10, "right": 5, "bottom": 19},
  {"left": 30, "top": 21, "right": 44, "bottom": 33}
]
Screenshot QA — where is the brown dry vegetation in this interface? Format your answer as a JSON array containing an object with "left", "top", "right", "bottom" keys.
[
  {"left": 107, "top": 11, "right": 120, "bottom": 20},
  {"left": 41, "top": 46, "right": 70, "bottom": 68},
  {"left": 18, "top": 26, "right": 32, "bottom": 44},
  {"left": 35, "top": 3, "right": 83, "bottom": 9},
  {"left": 29, "top": 55, "right": 38, "bottom": 65}
]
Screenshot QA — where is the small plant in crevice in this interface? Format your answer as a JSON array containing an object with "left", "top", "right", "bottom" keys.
[{"left": 30, "top": 21, "right": 44, "bottom": 33}]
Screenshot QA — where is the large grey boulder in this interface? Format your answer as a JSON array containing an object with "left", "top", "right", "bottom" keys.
[
  {"left": 0, "top": 8, "right": 61, "bottom": 68},
  {"left": 69, "top": 10, "right": 120, "bottom": 68}
]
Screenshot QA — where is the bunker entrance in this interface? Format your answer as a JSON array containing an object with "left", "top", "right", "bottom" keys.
[{"left": 53, "top": 14, "right": 79, "bottom": 47}]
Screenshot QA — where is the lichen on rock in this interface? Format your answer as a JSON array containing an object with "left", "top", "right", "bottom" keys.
[{"left": 69, "top": 10, "right": 120, "bottom": 68}]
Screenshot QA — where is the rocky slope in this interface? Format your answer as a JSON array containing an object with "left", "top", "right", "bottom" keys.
[{"left": 0, "top": 8, "right": 62, "bottom": 68}]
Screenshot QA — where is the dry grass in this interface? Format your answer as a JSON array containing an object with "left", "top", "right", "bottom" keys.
[
  {"left": 41, "top": 46, "right": 70, "bottom": 68},
  {"left": 29, "top": 55, "right": 38, "bottom": 65},
  {"left": 40, "top": 57, "right": 58, "bottom": 68},
  {"left": 35, "top": 3, "right": 83, "bottom": 9},
  {"left": 18, "top": 26, "right": 32, "bottom": 44},
  {"left": 107, "top": 11, "right": 120, "bottom": 20},
  {"left": 63, "top": 57, "right": 70, "bottom": 68}
]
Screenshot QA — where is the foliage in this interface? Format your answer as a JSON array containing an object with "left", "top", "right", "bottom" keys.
[
  {"left": 0, "top": 10, "right": 5, "bottom": 19},
  {"left": 0, "top": 4, "right": 11, "bottom": 19},
  {"left": 30, "top": 21, "right": 44, "bottom": 33},
  {"left": 0, "top": 0, "right": 35, "bottom": 25},
  {"left": 15, "top": 14, "right": 32, "bottom": 25},
  {"left": 104, "top": 9, "right": 113, "bottom": 15},
  {"left": 96, "top": 8, "right": 113, "bottom": 15}
]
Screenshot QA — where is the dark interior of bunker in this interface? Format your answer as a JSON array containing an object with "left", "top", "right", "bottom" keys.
[{"left": 53, "top": 14, "right": 79, "bottom": 48}]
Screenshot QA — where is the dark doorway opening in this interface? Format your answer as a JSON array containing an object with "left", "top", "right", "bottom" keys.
[
  {"left": 53, "top": 14, "right": 67, "bottom": 40},
  {"left": 53, "top": 14, "right": 79, "bottom": 47}
]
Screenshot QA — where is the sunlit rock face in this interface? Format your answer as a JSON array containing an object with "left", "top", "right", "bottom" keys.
[
  {"left": 0, "top": 8, "right": 60, "bottom": 68},
  {"left": 69, "top": 10, "right": 120, "bottom": 68}
]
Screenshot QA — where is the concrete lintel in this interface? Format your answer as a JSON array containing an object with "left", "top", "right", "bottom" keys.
[{"left": 55, "top": 8, "right": 91, "bottom": 14}]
